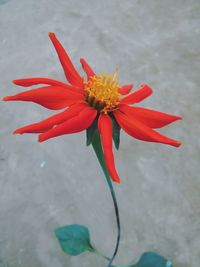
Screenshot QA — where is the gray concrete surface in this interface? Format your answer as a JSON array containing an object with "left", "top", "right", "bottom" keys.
[{"left": 0, "top": 0, "right": 199, "bottom": 266}]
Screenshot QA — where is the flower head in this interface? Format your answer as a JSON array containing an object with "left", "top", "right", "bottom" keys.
[
  {"left": 84, "top": 71, "right": 120, "bottom": 113},
  {"left": 3, "top": 32, "right": 182, "bottom": 183}
]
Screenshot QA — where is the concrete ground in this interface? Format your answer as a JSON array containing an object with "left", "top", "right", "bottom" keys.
[{"left": 0, "top": 0, "right": 200, "bottom": 266}]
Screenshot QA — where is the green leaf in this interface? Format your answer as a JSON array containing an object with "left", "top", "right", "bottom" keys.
[
  {"left": 86, "top": 118, "right": 98, "bottom": 146},
  {"left": 132, "top": 252, "right": 173, "bottom": 267},
  {"left": 55, "top": 224, "right": 94, "bottom": 256},
  {"left": 111, "top": 116, "right": 121, "bottom": 150}
]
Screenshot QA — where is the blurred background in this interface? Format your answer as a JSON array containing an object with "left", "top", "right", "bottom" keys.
[{"left": 0, "top": 0, "right": 199, "bottom": 266}]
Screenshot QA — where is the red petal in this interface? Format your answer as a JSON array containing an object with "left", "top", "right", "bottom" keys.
[
  {"left": 38, "top": 106, "right": 97, "bottom": 142},
  {"left": 48, "top": 32, "right": 83, "bottom": 87},
  {"left": 118, "top": 84, "right": 133, "bottom": 95},
  {"left": 114, "top": 110, "right": 181, "bottom": 147},
  {"left": 3, "top": 86, "right": 84, "bottom": 110},
  {"left": 120, "top": 84, "right": 153, "bottom": 105},
  {"left": 80, "top": 58, "right": 95, "bottom": 80},
  {"left": 13, "top": 78, "right": 68, "bottom": 88},
  {"left": 98, "top": 114, "right": 120, "bottom": 183},
  {"left": 119, "top": 105, "right": 182, "bottom": 128},
  {"left": 13, "top": 103, "right": 87, "bottom": 134}
]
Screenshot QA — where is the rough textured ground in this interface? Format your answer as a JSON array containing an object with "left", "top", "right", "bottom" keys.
[{"left": 0, "top": 0, "right": 200, "bottom": 266}]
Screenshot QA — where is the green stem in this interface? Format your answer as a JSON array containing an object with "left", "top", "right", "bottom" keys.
[
  {"left": 105, "top": 179, "right": 120, "bottom": 267},
  {"left": 93, "top": 248, "right": 110, "bottom": 261},
  {"left": 92, "top": 131, "right": 121, "bottom": 267},
  {"left": 92, "top": 248, "right": 133, "bottom": 267}
]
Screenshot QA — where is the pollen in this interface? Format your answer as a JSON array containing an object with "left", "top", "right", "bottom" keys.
[{"left": 84, "top": 70, "right": 120, "bottom": 113}]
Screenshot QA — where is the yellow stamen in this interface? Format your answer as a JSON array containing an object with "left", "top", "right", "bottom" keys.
[{"left": 84, "top": 69, "right": 120, "bottom": 113}]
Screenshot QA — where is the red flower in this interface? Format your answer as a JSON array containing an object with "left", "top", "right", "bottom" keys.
[{"left": 3, "top": 32, "right": 182, "bottom": 183}]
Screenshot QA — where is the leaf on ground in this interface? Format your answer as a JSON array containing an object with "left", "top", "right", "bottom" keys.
[
  {"left": 55, "top": 224, "right": 94, "bottom": 256},
  {"left": 132, "top": 252, "right": 173, "bottom": 267}
]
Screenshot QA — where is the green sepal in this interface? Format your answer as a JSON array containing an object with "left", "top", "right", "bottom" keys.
[
  {"left": 111, "top": 115, "right": 121, "bottom": 150},
  {"left": 91, "top": 130, "right": 110, "bottom": 181},
  {"left": 86, "top": 118, "right": 98, "bottom": 146},
  {"left": 54, "top": 224, "right": 94, "bottom": 256},
  {"left": 131, "top": 252, "right": 173, "bottom": 267}
]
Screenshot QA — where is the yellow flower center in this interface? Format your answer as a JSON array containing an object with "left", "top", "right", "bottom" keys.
[{"left": 84, "top": 70, "right": 120, "bottom": 113}]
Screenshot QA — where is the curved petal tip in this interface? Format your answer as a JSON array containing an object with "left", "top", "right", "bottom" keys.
[
  {"left": 38, "top": 136, "right": 43, "bottom": 143},
  {"left": 13, "top": 131, "right": 18, "bottom": 135},
  {"left": 113, "top": 176, "right": 121, "bottom": 183},
  {"left": 13, "top": 129, "right": 23, "bottom": 135},
  {"left": 2, "top": 96, "right": 9, "bottom": 101},
  {"left": 177, "top": 116, "right": 183, "bottom": 121},
  {"left": 175, "top": 141, "right": 182, "bottom": 147},
  {"left": 48, "top": 32, "right": 54, "bottom": 37}
]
